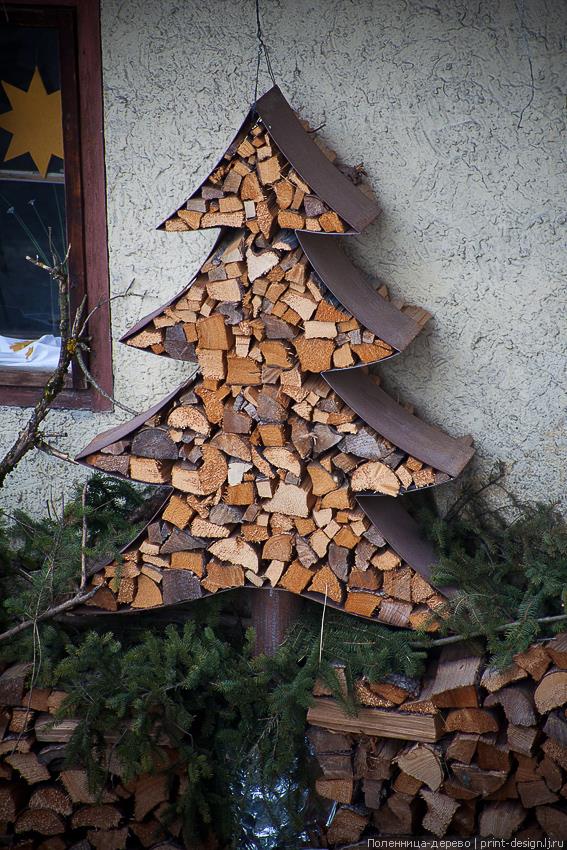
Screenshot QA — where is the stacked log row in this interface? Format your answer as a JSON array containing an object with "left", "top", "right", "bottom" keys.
[
  {"left": 0, "top": 664, "right": 186, "bottom": 850},
  {"left": 124, "top": 228, "right": 427, "bottom": 371},
  {"left": 307, "top": 636, "right": 567, "bottom": 845},
  {"left": 164, "top": 119, "right": 349, "bottom": 235},
  {"left": 79, "top": 331, "right": 449, "bottom": 624}
]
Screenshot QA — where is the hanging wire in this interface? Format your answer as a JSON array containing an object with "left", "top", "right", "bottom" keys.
[{"left": 253, "top": 0, "right": 277, "bottom": 106}]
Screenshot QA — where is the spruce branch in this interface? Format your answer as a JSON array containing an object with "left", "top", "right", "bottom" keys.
[{"left": 421, "top": 613, "right": 567, "bottom": 649}]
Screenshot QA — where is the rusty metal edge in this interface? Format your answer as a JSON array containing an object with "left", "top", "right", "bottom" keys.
[
  {"left": 298, "top": 231, "right": 423, "bottom": 352},
  {"left": 356, "top": 495, "right": 456, "bottom": 597},
  {"left": 157, "top": 85, "right": 379, "bottom": 234},
  {"left": 255, "top": 86, "right": 380, "bottom": 233},
  {"left": 75, "top": 378, "right": 196, "bottom": 460},
  {"left": 323, "top": 368, "right": 475, "bottom": 478},
  {"left": 74, "top": 582, "right": 424, "bottom": 631}
]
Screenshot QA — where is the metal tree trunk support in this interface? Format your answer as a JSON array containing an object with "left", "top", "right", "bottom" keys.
[{"left": 249, "top": 587, "right": 303, "bottom": 656}]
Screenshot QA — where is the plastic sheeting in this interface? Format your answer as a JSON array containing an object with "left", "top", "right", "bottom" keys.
[{"left": 0, "top": 334, "right": 61, "bottom": 370}]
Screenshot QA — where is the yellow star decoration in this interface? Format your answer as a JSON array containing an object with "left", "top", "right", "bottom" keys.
[{"left": 0, "top": 67, "right": 64, "bottom": 178}]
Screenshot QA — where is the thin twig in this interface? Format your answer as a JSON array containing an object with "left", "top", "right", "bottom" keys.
[
  {"left": 77, "top": 291, "right": 143, "bottom": 339},
  {"left": 35, "top": 439, "right": 81, "bottom": 466},
  {"left": 75, "top": 346, "right": 139, "bottom": 417},
  {"left": 0, "top": 587, "right": 100, "bottom": 644},
  {"left": 318, "top": 583, "right": 328, "bottom": 665},
  {"left": 80, "top": 482, "right": 88, "bottom": 590}
]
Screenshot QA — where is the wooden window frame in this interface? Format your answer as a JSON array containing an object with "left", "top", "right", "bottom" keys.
[{"left": 0, "top": 0, "right": 112, "bottom": 411}]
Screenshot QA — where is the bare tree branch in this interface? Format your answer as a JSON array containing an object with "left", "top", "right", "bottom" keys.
[
  {"left": 0, "top": 587, "right": 100, "bottom": 644},
  {"left": 34, "top": 439, "right": 81, "bottom": 466},
  {"left": 0, "top": 254, "right": 84, "bottom": 488},
  {"left": 75, "top": 346, "right": 139, "bottom": 417},
  {"left": 412, "top": 613, "right": 567, "bottom": 649}
]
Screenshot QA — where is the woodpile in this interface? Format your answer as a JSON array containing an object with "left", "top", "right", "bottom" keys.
[
  {"left": 80, "top": 351, "right": 449, "bottom": 626},
  {"left": 308, "top": 637, "right": 567, "bottom": 845},
  {"left": 76, "top": 84, "right": 473, "bottom": 626},
  {"left": 164, "top": 118, "right": 350, "bottom": 235},
  {"left": 3, "top": 637, "right": 567, "bottom": 846},
  {"left": 124, "top": 228, "right": 426, "bottom": 370},
  {"left": 0, "top": 664, "right": 188, "bottom": 850}
]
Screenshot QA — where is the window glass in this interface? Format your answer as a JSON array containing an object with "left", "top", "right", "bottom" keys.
[{"left": 0, "top": 23, "right": 66, "bottom": 368}]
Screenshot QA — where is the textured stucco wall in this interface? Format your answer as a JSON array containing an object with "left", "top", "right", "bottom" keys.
[{"left": 1, "top": 0, "right": 565, "bottom": 514}]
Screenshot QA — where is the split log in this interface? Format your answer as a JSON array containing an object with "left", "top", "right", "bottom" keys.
[
  {"left": 546, "top": 634, "right": 567, "bottom": 669},
  {"left": 0, "top": 784, "right": 26, "bottom": 822},
  {"left": 29, "top": 786, "right": 72, "bottom": 816},
  {"left": 373, "top": 792, "right": 416, "bottom": 835},
  {"left": 514, "top": 644, "right": 551, "bottom": 681},
  {"left": 315, "top": 778, "right": 352, "bottom": 803},
  {"left": 422, "top": 646, "right": 482, "bottom": 708},
  {"left": 0, "top": 664, "right": 31, "bottom": 707},
  {"left": 484, "top": 683, "right": 537, "bottom": 726},
  {"left": 517, "top": 780, "right": 558, "bottom": 808},
  {"left": 420, "top": 789, "right": 459, "bottom": 836},
  {"left": 306, "top": 698, "right": 443, "bottom": 742},
  {"left": 327, "top": 806, "right": 369, "bottom": 845},
  {"left": 15, "top": 809, "right": 64, "bottom": 835},
  {"left": 444, "top": 708, "right": 499, "bottom": 734},
  {"left": 481, "top": 663, "right": 527, "bottom": 692},
  {"left": 5, "top": 753, "right": 50, "bottom": 784},
  {"left": 396, "top": 744, "right": 443, "bottom": 791},
  {"left": 536, "top": 805, "right": 567, "bottom": 838},
  {"left": 534, "top": 669, "right": 567, "bottom": 713},
  {"left": 451, "top": 764, "right": 508, "bottom": 796},
  {"left": 479, "top": 801, "right": 526, "bottom": 838}
]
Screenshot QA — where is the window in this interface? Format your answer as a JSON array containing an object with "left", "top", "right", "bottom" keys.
[{"left": 0, "top": 1, "right": 111, "bottom": 409}]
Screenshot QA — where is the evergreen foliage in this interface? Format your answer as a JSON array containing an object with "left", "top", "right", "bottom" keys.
[
  {"left": 50, "top": 606, "right": 425, "bottom": 848},
  {"left": 1, "top": 474, "right": 566, "bottom": 844},
  {"left": 417, "top": 483, "right": 567, "bottom": 667},
  {"left": 0, "top": 474, "right": 153, "bottom": 661}
]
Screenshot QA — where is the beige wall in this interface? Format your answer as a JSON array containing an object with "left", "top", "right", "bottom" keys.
[{"left": 1, "top": 0, "right": 565, "bottom": 514}]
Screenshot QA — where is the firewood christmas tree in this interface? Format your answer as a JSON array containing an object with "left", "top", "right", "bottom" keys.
[{"left": 77, "top": 87, "right": 474, "bottom": 632}]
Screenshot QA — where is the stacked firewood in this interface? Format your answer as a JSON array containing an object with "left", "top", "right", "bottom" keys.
[
  {"left": 3, "top": 636, "right": 567, "bottom": 847},
  {"left": 164, "top": 120, "right": 349, "bottom": 235},
  {"left": 80, "top": 222, "right": 455, "bottom": 624},
  {"left": 83, "top": 339, "right": 447, "bottom": 625},
  {"left": 81, "top": 453, "right": 445, "bottom": 628},
  {"left": 307, "top": 636, "right": 567, "bottom": 845},
  {"left": 0, "top": 664, "right": 186, "bottom": 850},
  {"left": 125, "top": 229, "right": 426, "bottom": 370},
  {"left": 76, "top": 85, "right": 475, "bottom": 628}
]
